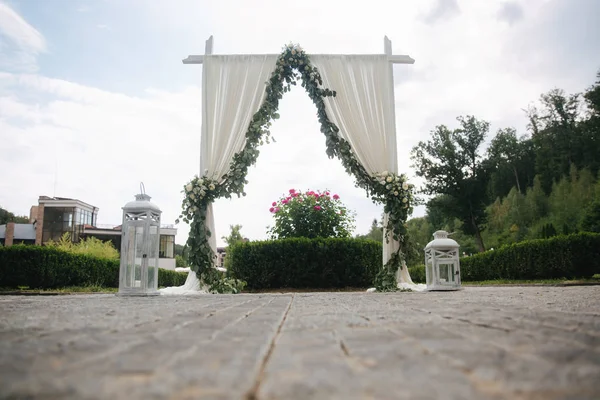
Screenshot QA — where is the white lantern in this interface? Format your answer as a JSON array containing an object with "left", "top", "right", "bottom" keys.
[
  {"left": 118, "top": 184, "right": 161, "bottom": 296},
  {"left": 424, "top": 230, "right": 461, "bottom": 291}
]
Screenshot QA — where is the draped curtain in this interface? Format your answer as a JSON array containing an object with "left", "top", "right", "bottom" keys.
[
  {"left": 312, "top": 55, "right": 413, "bottom": 283},
  {"left": 200, "top": 55, "right": 278, "bottom": 266}
]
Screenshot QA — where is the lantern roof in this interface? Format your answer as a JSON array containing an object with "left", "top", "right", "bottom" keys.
[
  {"left": 425, "top": 230, "right": 459, "bottom": 250},
  {"left": 123, "top": 193, "right": 162, "bottom": 213}
]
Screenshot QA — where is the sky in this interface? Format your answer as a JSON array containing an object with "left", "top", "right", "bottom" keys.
[{"left": 1, "top": 0, "right": 599, "bottom": 247}]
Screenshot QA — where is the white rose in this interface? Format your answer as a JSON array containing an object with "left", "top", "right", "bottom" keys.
[
  {"left": 402, "top": 197, "right": 408, "bottom": 203},
  {"left": 386, "top": 176, "right": 393, "bottom": 183},
  {"left": 185, "top": 184, "right": 192, "bottom": 192},
  {"left": 386, "top": 184, "right": 392, "bottom": 190},
  {"left": 209, "top": 183, "right": 215, "bottom": 191},
  {"left": 394, "top": 191, "right": 399, "bottom": 196},
  {"left": 190, "top": 194, "right": 196, "bottom": 200},
  {"left": 291, "top": 50, "right": 296, "bottom": 55},
  {"left": 394, "top": 176, "right": 399, "bottom": 182},
  {"left": 402, "top": 182, "right": 409, "bottom": 190}
]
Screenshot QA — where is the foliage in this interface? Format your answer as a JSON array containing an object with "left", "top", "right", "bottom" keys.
[
  {"left": 222, "top": 224, "right": 245, "bottom": 247},
  {"left": 411, "top": 116, "right": 490, "bottom": 252},
  {"left": 0, "top": 206, "right": 29, "bottom": 224},
  {"left": 175, "top": 255, "right": 188, "bottom": 269},
  {"left": 158, "top": 268, "right": 188, "bottom": 287},
  {"left": 581, "top": 200, "right": 600, "bottom": 233},
  {"left": 267, "top": 189, "right": 355, "bottom": 239},
  {"left": 177, "top": 43, "right": 415, "bottom": 292},
  {"left": 485, "top": 128, "right": 535, "bottom": 197},
  {"left": 407, "top": 264, "right": 426, "bottom": 283},
  {"left": 460, "top": 233, "right": 600, "bottom": 281},
  {"left": 45, "top": 232, "right": 120, "bottom": 260},
  {"left": 356, "top": 217, "right": 384, "bottom": 242},
  {"left": 226, "top": 238, "right": 382, "bottom": 289},
  {"left": 0, "top": 244, "right": 186, "bottom": 289}
]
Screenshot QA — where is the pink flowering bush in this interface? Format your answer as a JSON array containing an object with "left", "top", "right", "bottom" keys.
[{"left": 267, "top": 189, "right": 355, "bottom": 239}]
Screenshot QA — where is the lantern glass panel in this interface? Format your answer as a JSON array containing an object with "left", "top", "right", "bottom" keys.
[
  {"left": 147, "top": 225, "right": 159, "bottom": 290},
  {"left": 124, "top": 225, "right": 135, "bottom": 287},
  {"left": 438, "top": 262, "right": 455, "bottom": 284}
]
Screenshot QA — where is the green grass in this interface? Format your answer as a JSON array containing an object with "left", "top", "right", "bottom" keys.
[{"left": 0, "top": 285, "right": 118, "bottom": 294}]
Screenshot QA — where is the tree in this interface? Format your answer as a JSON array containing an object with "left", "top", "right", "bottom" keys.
[
  {"left": 222, "top": 224, "right": 245, "bottom": 247},
  {"left": 356, "top": 218, "right": 383, "bottom": 242},
  {"left": 485, "top": 128, "right": 535, "bottom": 197},
  {"left": 411, "top": 116, "right": 490, "bottom": 251},
  {"left": 0, "top": 207, "right": 29, "bottom": 225}
]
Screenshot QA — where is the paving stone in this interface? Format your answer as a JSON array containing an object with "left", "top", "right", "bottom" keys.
[{"left": 0, "top": 287, "right": 598, "bottom": 399}]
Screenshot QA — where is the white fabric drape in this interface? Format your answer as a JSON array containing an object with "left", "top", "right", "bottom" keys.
[
  {"left": 312, "top": 55, "right": 418, "bottom": 288},
  {"left": 161, "top": 55, "right": 278, "bottom": 295}
]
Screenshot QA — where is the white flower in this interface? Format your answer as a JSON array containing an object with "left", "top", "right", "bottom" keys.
[
  {"left": 185, "top": 184, "right": 192, "bottom": 192},
  {"left": 394, "top": 176, "right": 399, "bottom": 182},
  {"left": 208, "top": 183, "right": 215, "bottom": 191},
  {"left": 386, "top": 184, "right": 392, "bottom": 190},
  {"left": 382, "top": 171, "right": 388, "bottom": 176},
  {"left": 386, "top": 176, "right": 393, "bottom": 183},
  {"left": 190, "top": 194, "right": 196, "bottom": 200},
  {"left": 394, "top": 191, "right": 399, "bottom": 196},
  {"left": 402, "top": 182, "right": 409, "bottom": 190},
  {"left": 402, "top": 197, "right": 408, "bottom": 203}
]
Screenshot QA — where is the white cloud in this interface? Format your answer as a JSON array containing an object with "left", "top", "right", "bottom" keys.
[
  {"left": 1, "top": 0, "right": 598, "bottom": 248},
  {"left": 0, "top": 1, "right": 46, "bottom": 72}
]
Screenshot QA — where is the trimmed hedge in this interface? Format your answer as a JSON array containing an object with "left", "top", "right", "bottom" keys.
[
  {"left": 409, "top": 233, "right": 600, "bottom": 283},
  {"left": 408, "top": 264, "right": 425, "bottom": 283},
  {"left": 226, "top": 238, "right": 382, "bottom": 289},
  {"left": 0, "top": 245, "right": 187, "bottom": 289},
  {"left": 460, "top": 233, "right": 600, "bottom": 281}
]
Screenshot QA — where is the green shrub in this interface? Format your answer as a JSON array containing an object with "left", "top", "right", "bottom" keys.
[
  {"left": 46, "top": 232, "right": 119, "bottom": 260},
  {"left": 226, "top": 237, "right": 381, "bottom": 289},
  {"left": 460, "top": 233, "right": 600, "bottom": 281},
  {"left": 0, "top": 245, "right": 188, "bottom": 289},
  {"left": 408, "top": 264, "right": 426, "bottom": 283},
  {"left": 158, "top": 268, "right": 188, "bottom": 287}
]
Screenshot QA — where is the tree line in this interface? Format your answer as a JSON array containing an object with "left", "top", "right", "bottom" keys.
[{"left": 402, "top": 69, "right": 600, "bottom": 264}]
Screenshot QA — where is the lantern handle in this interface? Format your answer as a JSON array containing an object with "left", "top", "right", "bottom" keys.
[{"left": 140, "top": 182, "right": 146, "bottom": 195}]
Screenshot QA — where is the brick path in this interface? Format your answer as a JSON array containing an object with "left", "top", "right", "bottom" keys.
[{"left": 0, "top": 286, "right": 599, "bottom": 399}]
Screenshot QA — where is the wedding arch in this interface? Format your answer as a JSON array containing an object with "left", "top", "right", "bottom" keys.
[{"left": 163, "top": 36, "right": 420, "bottom": 294}]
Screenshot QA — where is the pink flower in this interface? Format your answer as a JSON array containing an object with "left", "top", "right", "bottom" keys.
[
  {"left": 291, "top": 192, "right": 299, "bottom": 197},
  {"left": 289, "top": 189, "right": 296, "bottom": 194},
  {"left": 272, "top": 202, "right": 277, "bottom": 206},
  {"left": 325, "top": 191, "right": 330, "bottom": 195},
  {"left": 286, "top": 196, "right": 291, "bottom": 201},
  {"left": 269, "top": 207, "right": 275, "bottom": 213},
  {"left": 333, "top": 194, "right": 340, "bottom": 200},
  {"left": 274, "top": 207, "right": 281, "bottom": 212},
  {"left": 282, "top": 199, "right": 289, "bottom": 204},
  {"left": 314, "top": 205, "right": 322, "bottom": 211}
]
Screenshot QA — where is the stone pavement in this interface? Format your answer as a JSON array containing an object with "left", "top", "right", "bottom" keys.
[{"left": 0, "top": 286, "right": 599, "bottom": 400}]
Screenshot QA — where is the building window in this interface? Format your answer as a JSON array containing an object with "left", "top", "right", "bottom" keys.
[
  {"left": 159, "top": 235, "right": 174, "bottom": 258},
  {"left": 43, "top": 207, "right": 77, "bottom": 243}
]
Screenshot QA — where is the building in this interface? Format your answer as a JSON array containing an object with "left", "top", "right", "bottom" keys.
[{"left": 0, "top": 196, "right": 178, "bottom": 270}]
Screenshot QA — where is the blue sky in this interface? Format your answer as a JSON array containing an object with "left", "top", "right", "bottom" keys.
[{"left": 1, "top": 0, "right": 599, "bottom": 246}]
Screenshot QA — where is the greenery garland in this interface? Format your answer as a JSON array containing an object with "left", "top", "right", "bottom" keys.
[{"left": 177, "top": 43, "right": 415, "bottom": 293}]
